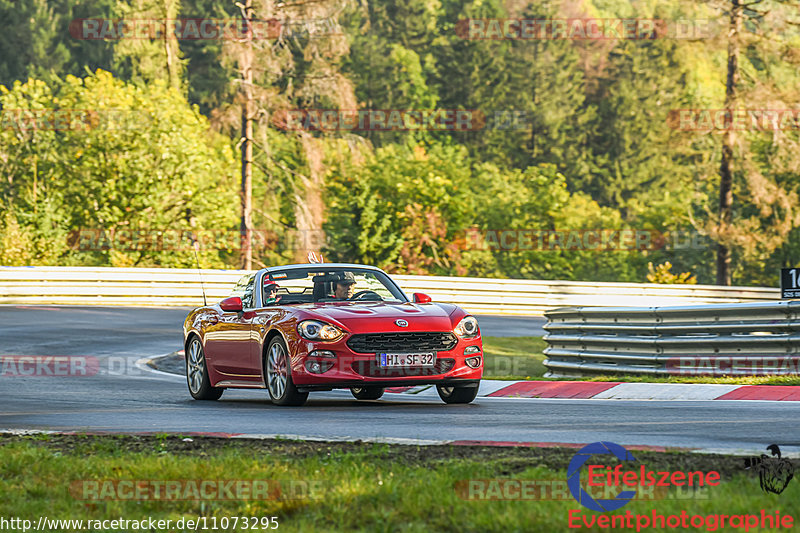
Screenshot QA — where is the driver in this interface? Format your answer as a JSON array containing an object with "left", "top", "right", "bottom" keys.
[{"left": 332, "top": 271, "right": 356, "bottom": 300}]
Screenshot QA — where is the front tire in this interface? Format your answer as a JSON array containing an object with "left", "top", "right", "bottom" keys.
[
  {"left": 186, "top": 337, "right": 223, "bottom": 401},
  {"left": 437, "top": 384, "right": 478, "bottom": 404},
  {"left": 350, "top": 386, "right": 385, "bottom": 400},
  {"left": 265, "top": 337, "right": 308, "bottom": 406}
]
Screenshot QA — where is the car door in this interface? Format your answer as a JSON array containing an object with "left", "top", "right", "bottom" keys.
[{"left": 204, "top": 274, "right": 260, "bottom": 380}]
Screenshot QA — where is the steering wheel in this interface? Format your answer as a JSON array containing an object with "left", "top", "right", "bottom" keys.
[{"left": 350, "top": 290, "right": 382, "bottom": 301}]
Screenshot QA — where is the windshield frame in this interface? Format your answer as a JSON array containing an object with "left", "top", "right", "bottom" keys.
[{"left": 253, "top": 265, "right": 409, "bottom": 307}]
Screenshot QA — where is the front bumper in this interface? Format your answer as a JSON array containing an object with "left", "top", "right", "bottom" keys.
[
  {"left": 296, "top": 379, "right": 480, "bottom": 393},
  {"left": 289, "top": 333, "right": 484, "bottom": 387}
]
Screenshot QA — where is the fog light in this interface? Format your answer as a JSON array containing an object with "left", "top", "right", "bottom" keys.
[
  {"left": 310, "top": 350, "right": 336, "bottom": 358},
  {"left": 464, "top": 346, "right": 481, "bottom": 355},
  {"left": 305, "top": 360, "right": 334, "bottom": 374},
  {"left": 465, "top": 356, "right": 482, "bottom": 368}
]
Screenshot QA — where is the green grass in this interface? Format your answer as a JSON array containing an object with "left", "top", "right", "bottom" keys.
[
  {"left": 480, "top": 336, "right": 800, "bottom": 385},
  {"left": 481, "top": 336, "right": 547, "bottom": 380},
  {"left": 1, "top": 435, "right": 796, "bottom": 533},
  {"left": 546, "top": 371, "right": 800, "bottom": 386},
  {"left": 580, "top": 374, "right": 800, "bottom": 386}
]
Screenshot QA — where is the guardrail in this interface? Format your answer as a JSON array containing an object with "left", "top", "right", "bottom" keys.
[
  {"left": 0, "top": 266, "right": 780, "bottom": 316},
  {"left": 543, "top": 302, "right": 800, "bottom": 376}
]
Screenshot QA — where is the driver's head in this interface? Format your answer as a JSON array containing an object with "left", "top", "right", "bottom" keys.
[{"left": 333, "top": 272, "right": 356, "bottom": 299}]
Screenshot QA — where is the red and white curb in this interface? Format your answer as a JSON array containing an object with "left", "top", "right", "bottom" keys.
[
  {"left": 469, "top": 380, "right": 800, "bottom": 401},
  {"left": 386, "top": 380, "right": 800, "bottom": 401}
]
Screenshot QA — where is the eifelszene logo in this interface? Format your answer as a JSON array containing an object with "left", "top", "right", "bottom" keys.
[
  {"left": 744, "top": 444, "right": 795, "bottom": 495},
  {"left": 567, "top": 442, "right": 721, "bottom": 512},
  {"left": 568, "top": 441, "right": 638, "bottom": 511}
]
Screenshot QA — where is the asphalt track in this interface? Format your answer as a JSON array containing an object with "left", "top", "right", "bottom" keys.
[{"left": 1, "top": 306, "right": 799, "bottom": 455}]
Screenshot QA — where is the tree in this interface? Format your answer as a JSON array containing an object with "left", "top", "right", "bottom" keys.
[
  {"left": 0, "top": 72, "right": 238, "bottom": 267},
  {"left": 113, "top": 0, "right": 185, "bottom": 91},
  {"left": 324, "top": 142, "right": 477, "bottom": 271},
  {"left": 0, "top": 0, "right": 117, "bottom": 88},
  {"left": 216, "top": 0, "right": 357, "bottom": 268},
  {"left": 700, "top": 0, "right": 800, "bottom": 284}
]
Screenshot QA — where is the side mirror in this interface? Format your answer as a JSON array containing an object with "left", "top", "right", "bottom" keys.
[
  {"left": 413, "top": 292, "right": 432, "bottom": 304},
  {"left": 220, "top": 296, "right": 243, "bottom": 312}
]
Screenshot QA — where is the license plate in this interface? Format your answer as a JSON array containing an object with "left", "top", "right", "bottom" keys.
[{"left": 377, "top": 352, "right": 436, "bottom": 368}]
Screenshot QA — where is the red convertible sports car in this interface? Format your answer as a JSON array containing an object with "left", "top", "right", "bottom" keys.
[{"left": 183, "top": 263, "right": 483, "bottom": 406}]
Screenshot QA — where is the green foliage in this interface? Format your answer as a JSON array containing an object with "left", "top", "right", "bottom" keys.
[
  {"left": 1, "top": 0, "right": 799, "bottom": 285},
  {"left": 0, "top": 203, "right": 72, "bottom": 266},
  {"left": 646, "top": 261, "right": 698, "bottom": 284},
  {"left": 0, "top": 212, "right": 35, "bottom": 265},
  {"left": 324, "top": 142, "right": 474, "bottom": 272},
  {"left": 471, "top": 163, "right": 642, "bottom": 281},
  {"left": 481, "top": 336, "right": 547, "bottom": 380},
  {"left": 325, "top": 143, "right": 644, "bottom": 281},
  {"left": 113, "top": 0, "right": 185, "bottom": 90},
  {"left": 0, "top": 71, "right": 238, "bottom": 267},
  {"left": 0, "top": 0, "right": 117, "bottom": 87}
]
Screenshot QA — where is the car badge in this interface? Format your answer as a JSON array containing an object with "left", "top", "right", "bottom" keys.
[{"left": 395, "top": 319, "right": 408, "bottom": 327}]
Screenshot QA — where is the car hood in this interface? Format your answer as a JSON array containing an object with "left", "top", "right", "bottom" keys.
[{"left": 297, "top": 302, "right": 455, "bottom": 332}]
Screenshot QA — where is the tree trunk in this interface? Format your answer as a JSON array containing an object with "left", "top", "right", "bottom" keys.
[
  {"left": 528, "top": 42, "right": 538, "bottom": 160},
  {"left": 240, "top": 0, "right": 254, "bottom": 270},
  {"left": 292, "top": 135, "right": 326, "bottom": 263},
  {"left": 716, "top": 0, "right": 742, "bottom": 286},
  {"left": 163, "top": 0, "right": 180, "bottom": 89}
]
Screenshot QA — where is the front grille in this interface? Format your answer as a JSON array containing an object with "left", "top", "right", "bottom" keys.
[
  {"left": 347, "top": 332, "right": 458, "bottom": 354},
  {"left": 351, "top": 359, "right": 456, "bottom": 377}
]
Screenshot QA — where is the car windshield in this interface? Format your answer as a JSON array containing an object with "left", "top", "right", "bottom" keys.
[{"left": 262, "top": 267, "right": 407, "bottom": 306}]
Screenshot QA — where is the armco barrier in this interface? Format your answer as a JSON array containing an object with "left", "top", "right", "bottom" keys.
[
  {"left": 0, "top": 266, "right": 779, "bottom": 316},
  {"left": 544, "top": 302, "right": 800, "bottom": 376}
]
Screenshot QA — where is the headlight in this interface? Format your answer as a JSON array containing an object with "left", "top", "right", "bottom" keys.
[
  {"left": 454, "top": 316, "right": 479, "bottom": 339},
  {"left": 298, "top": 320, "right": 345, "bottom": 341}
]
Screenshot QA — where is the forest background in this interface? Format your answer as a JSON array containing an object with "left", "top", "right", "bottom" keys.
[{"left": 1, "top": 0, "right": 799, "bottom": 286}]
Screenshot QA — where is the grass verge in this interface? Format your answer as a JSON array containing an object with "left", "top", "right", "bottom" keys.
[
  {"left": 580, "top": 375, "right": 800, "bottom": 386},
  {"left": 481, "top": 336, "right": 547, "bottom": 380},
  {"left": 0, "top": 434, "right": 796, "bottom": 533}
]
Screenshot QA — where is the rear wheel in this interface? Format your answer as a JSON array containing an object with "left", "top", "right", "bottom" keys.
[
  {"left": 265, "top": 337, "right": 308, "bottom": 406},
  {"left": 350, "top": 386, "right": 385, "bottom": 400},
  {"left": 186, "top": 337, "right": 223, "bottom": 401},
  {"left": 436, "top": 384, "right": 478, "bottom": 404}
]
